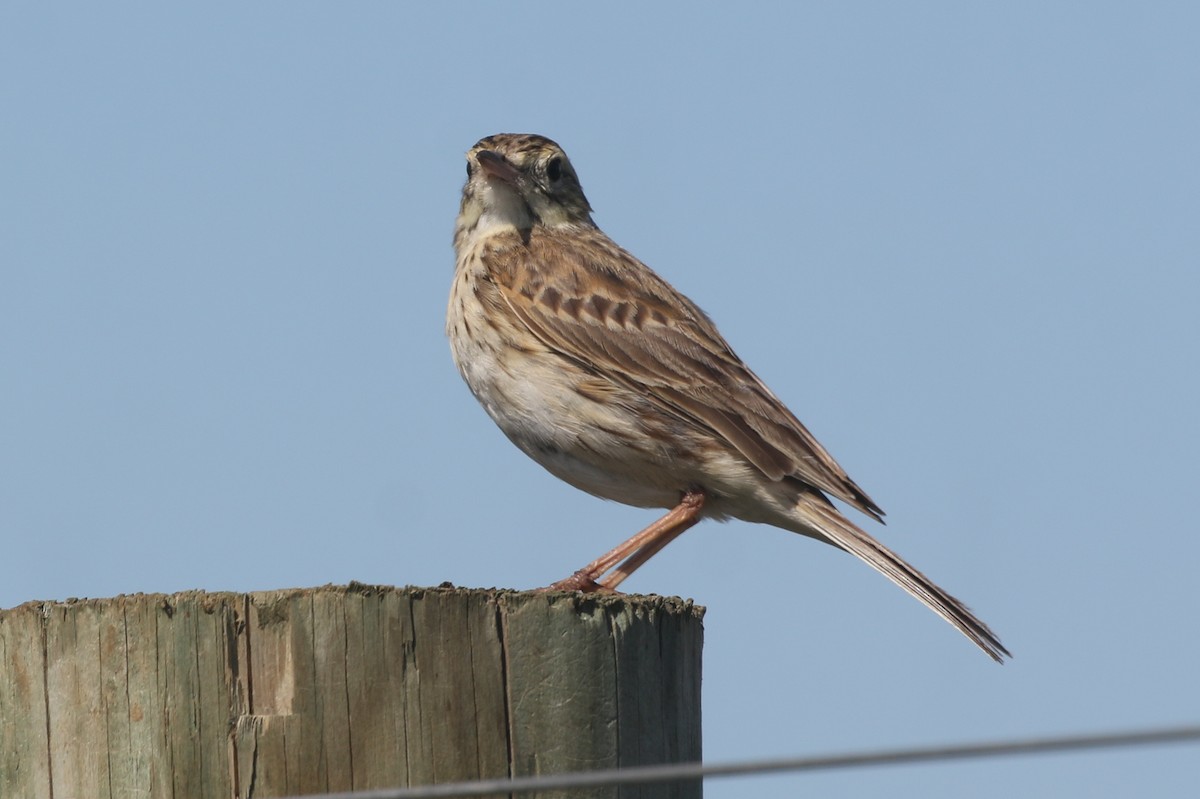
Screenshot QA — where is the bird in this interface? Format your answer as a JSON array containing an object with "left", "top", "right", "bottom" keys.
[{"left": 447, "top": 133, "right": 1009, "bottom": 662}]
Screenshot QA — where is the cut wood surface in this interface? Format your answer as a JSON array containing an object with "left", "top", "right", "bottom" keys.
[{"left": 0, "top": 585, "right": 704, "bottom": 798}]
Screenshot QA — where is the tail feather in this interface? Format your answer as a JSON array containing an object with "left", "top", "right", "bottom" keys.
[{"left": 795, "top": 493, "right": 1011, "bottom": 662}]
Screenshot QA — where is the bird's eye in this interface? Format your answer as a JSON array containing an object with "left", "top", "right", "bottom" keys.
[{"left": 546, "top": 157, "right": 563, "bottom": 182}]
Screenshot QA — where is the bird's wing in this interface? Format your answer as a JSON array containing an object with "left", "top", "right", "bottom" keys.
[{"left": 484, "top": 227, "right": 884, "bottom": 521}]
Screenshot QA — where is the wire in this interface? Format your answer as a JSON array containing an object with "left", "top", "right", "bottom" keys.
[{"left": 285, "top": 724, "right": 1200, "bottom": 799}]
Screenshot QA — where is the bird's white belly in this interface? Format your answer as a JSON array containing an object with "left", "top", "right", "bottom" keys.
[{"left": 451, "top": 328, "right": 684, "bottom": 510}]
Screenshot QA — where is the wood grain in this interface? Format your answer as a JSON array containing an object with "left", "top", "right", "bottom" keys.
[{"left": 0, "top": 585, "right": 703, "bottom": 798}]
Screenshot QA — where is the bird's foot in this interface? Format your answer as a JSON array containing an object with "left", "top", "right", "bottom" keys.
[{"left": 538, "top": 569, "right": 624, "bottom": 595}]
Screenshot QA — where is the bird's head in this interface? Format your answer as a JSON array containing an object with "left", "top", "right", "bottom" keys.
[{"left": 457, "top": 134, "right": 594, "bottom": 238}]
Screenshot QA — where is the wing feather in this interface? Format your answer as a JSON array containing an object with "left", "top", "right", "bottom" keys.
[{"left": 485, "top": 227, "right": 884, "bottom": 520}]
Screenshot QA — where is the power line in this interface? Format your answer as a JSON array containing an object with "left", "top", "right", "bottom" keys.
[{"left": 287, "top": 724, "right": 1200, "bottom": 799}]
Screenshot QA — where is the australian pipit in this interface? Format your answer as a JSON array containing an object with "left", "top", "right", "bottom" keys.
[{"left": 447, "top": 133, "right": 1009, "bottom": 662}]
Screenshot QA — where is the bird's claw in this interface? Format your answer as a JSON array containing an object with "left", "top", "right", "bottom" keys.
[{"left": 539, "top": 570, "right": 624, "bottom": 595}]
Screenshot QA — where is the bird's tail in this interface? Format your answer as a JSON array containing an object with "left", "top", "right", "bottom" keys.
[{"left": 792, "top": 492, "right": 1010, "bottom": 662}]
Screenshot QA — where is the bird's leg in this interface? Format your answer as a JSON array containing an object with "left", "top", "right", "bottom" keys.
[
  {"left": 599, "top": 489, "right": 705, "bottom": 590},
  {"left": 544, "top": 489, "right": 706, "bottom": 593}
]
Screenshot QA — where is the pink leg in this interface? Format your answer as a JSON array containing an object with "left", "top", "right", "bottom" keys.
[{"left": 545, "top": 489, "right": 706, "bottom": 593}]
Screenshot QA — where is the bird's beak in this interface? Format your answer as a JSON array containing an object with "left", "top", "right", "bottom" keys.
[{"left": 475, "top": 150, "right": 521, "bottom": 185}]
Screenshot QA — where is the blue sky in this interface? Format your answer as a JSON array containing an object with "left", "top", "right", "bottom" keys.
[{"left": 3, "top": 3, "right": 1198, "bottom": 796}]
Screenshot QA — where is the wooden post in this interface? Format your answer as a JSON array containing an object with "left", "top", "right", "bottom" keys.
[{"left": 0, "top": 585, "right": 704, "bottom": 798}]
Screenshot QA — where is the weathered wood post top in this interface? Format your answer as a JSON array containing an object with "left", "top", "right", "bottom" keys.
[{"left": 0, "top": 584, "right": 704, "bottom": 798}]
